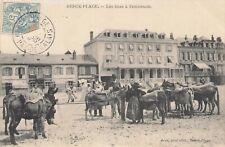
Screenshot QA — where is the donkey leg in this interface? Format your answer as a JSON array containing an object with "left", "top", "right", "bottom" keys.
[
  {"left": 110, "top": 104, "right": 115, "bottom": 119},
  {"left": 210, "top": 100, "right": 215, "bottom": 115},
  {"left": 33, "top": 119, "right": 38, "bottom": 139},
  {"left": 9, "top": 121, "right": 17, "bottom": 145},
  {"left": 5, "top": 116, "right": 9, "bottom": 135},
  {"left": 41, "top": 117, "right": 47, "bottom": 138},
  {"left": 85, "top": 109, "right": 88, "bottom": 121},
  {"left": 89, "top": 110, "right": 93, "bottom": 120},
  {"left": 202, "top": 101, "right": 208, "bottom": 113},
  {"left": 14, "top": 118, "right": 21, "bottom": 135}
]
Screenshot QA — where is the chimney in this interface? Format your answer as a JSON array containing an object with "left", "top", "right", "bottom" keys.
[
  {"left": 170, "top": 33, "right": 174, "bottom": 40},
  {"left": 72, "top": 50, "right": 76, "bottom": 60},
  {"left": 211, "top": 35, "right": 214, "bottom": 41},
  {"left": 185, "top": 35, "right": 187, "bottom": 40},
  {"left": 46, "top": 52, "right": 50, "bottom": 56},
  {"left": 145, "top": 29, "right": 148, "bottom": 32},
  {"left": 90, "top": 31, "right": 93, "bottom": 41}
]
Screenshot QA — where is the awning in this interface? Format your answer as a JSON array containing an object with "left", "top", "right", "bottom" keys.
[{"left": 193, "top": 63, "right": 211, "bottom": 69}]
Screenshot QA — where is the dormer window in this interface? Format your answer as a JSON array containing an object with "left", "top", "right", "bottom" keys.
[
  {"left": 150, "top": 33, "right": 154, "bottom": 39},
  {"left": 133, "top": 33, "right": 139, "bottom": 38},
  {"left": 114, "top": 32, "right": 121, "bottom": 38},
  {"left": 105, "top": 32, "right": 110, "bottom": 37}
]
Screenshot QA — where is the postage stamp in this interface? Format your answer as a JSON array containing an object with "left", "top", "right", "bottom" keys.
[
  {"left": 2, "top": 2, "right": 40, "bottom": 33},
  {"left": 12, "top": 12, "right": 55, "bottom": 55}
]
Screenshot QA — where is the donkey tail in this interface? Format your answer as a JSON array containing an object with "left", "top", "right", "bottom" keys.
[
  {"left": 216, "top": 87, "right": 220, "bottom": 115},
  {"left": 3, "top": 100, "right": 5, "bottom": 120}
]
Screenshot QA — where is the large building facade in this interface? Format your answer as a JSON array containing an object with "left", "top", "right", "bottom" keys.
[
  {"left": 178, "top": 35, "right": 225, "bottom": 84},
  {"left": 0, "top": 52, "right": 98, "bottom": 95},
  {"left": 84, "top": 29, "right": 184, "bottom": 86}
]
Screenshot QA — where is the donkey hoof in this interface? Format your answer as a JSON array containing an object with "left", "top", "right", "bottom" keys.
[
  {"left": 5, "top": 131, "right": 8, "bottom": 135},
  {"left": 12, "top": 142, "right": 18, "bottom": 145},
  {"left": 35, "top": 135, "right": 38, "bottom": 139},
  {"left": 42, "top": 134, "right": 47, "bottom": 138},
  {"left": 14, "top": 131, "right": 19, "bottom": 135}
]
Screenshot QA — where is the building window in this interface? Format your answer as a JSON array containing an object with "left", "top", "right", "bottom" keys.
[
  {"left": 79, "top": 66, "right": 85, "bottom": 75},
  {"left": 129, "top": 55, "right": 135, "bottom": 64},
  {"left": 119, "top": 55, "right": 125, "bottom": 64},
  {"left": 66, "top": 67, "right": 74, "bottom": 75},
  {"left": 132, "top": 33, "right": 139, "bottom": 38},
  {"left": 167, "top": 56, "right": 173, "bottom": 63},
  {"left": 157, "top": 69, "right": 161, "bottom": 78},
  {"left": 182, "top": 52, "right": 185, "bottom": 60},
  {"left": 147, "top": 45, "right": 153, "bottom": 51},
  {"left": 85, "top": 66, "right": 91, "bottom": 75},
  {"left": 29, "top": 67, "right": 36, "bottom": 75},
  {"left": 105, "top": 55, "right": 112, "bottom": 63},
  {"left": 156, "top": 56, "right": 162, "bottom": 64},
  {"left": 15, "top": 67, "right": 25, "bottom": 76},
  {"left": 139, "top": 56, "right": 144, "bottom": 64},
  {"left": 200, "top": 53, "right": 204, "bottom": 60},
  {"left": 137, "top": 69, "right": 143, "bottom": 79},
  {"left": 129, "top": 69, "right": 135, "bottom": 78},
  {"left": 148, "top": 56, "right": 153, "bottom": 64},
  {"left": 123, "top": 33, "right": 128, "bottom": 38},
  {"left": 54, "top": 67, "right": 63, "bottom": 75},
  {"left": 105, "top": 43, "right": 112, "bottom": 50},
  {"left": 114, "top": 32, "right": 121, "bottom": 37},
  {"left": 166, "top": 45, "right": 172, "bottom": 52},
  {"left": 138, "top": 45, "right": 143, "bottom": 51},
  {"left": 43, "top": 67, "right": 51, "bottom": 75},
  {"left": 129, "top": 44, "right": 134, "bottom": 51},
  {"left": 121, "top": 69, "right": 125, "bottom": 79},
  {"left": 187, "top": 52, "right": 191, "bottom": 60},
  {"left": 150, "top": 33, "right": 154, "bottom": 39},
  {"left": 119, "top": 44, "right": 124, "bottom": 50},
  {"left": 2, "top": 67, "right": 13, "bottom": 76},
  {"left": 91, "top": 66, "right": 97, "bottom": 74},
  {"left": 156, "top": 45, "right": 161, "bottom": 52},
  {"left": 149, "top": 69, "right": 153, "bottom": 78}
]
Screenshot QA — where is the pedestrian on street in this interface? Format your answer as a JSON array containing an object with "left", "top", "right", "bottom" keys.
[{"left": 66, "top": 84, "right": 77, "bottom": 103}]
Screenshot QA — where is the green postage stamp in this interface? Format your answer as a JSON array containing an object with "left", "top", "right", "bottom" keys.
[{"left": 2, "top": 2, "right": 40, "bottom": 33}]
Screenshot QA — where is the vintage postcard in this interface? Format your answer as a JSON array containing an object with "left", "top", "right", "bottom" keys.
[{"left": 0, "top": 0, "right": 225, "bottom": 147}]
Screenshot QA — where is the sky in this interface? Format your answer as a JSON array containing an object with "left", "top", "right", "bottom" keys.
[{"left": 0, "top": 0, "right": 225, "bottom": 55}]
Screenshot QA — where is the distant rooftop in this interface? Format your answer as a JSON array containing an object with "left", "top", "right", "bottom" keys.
[{"left": 0, "top": 53, "right": 97, "bottom": 65}]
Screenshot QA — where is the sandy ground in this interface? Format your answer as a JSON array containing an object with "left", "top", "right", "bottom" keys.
[{"left": 0, "top": 86, "right": 225, "bottom": 147}]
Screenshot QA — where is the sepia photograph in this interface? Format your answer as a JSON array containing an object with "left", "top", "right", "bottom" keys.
[{"left": 0, "top": 0, "right": 225, "bottom": 146}]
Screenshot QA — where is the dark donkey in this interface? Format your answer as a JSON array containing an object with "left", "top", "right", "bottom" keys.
[
  {"left": 139, "top": 90, "right": 167, "bottom": 124},
  {"left": 8, "top": 94, "right": 57, "bottom": 145},
  {"left": 192, "top": 83, "right": 220, "bottom": 115},
  {"left": 162, "top": 80, "right": 194, "bottom": 118}
]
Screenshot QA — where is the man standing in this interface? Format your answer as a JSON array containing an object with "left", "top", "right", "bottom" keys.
[{"left": 66, "top": 84, "right": 77, "bottom": 103}]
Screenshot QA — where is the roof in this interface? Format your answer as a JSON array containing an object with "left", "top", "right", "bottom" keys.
[
  {"left": 0, "top": 54, "right": 98, "bottom": 65},
  {"left": 84, "top": 29, "right": 178, "bottom": 47}
]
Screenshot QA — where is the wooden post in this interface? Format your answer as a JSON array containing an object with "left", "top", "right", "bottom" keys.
[{"left": 121, "top": 96, "right": 126, "bottom": 121}]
